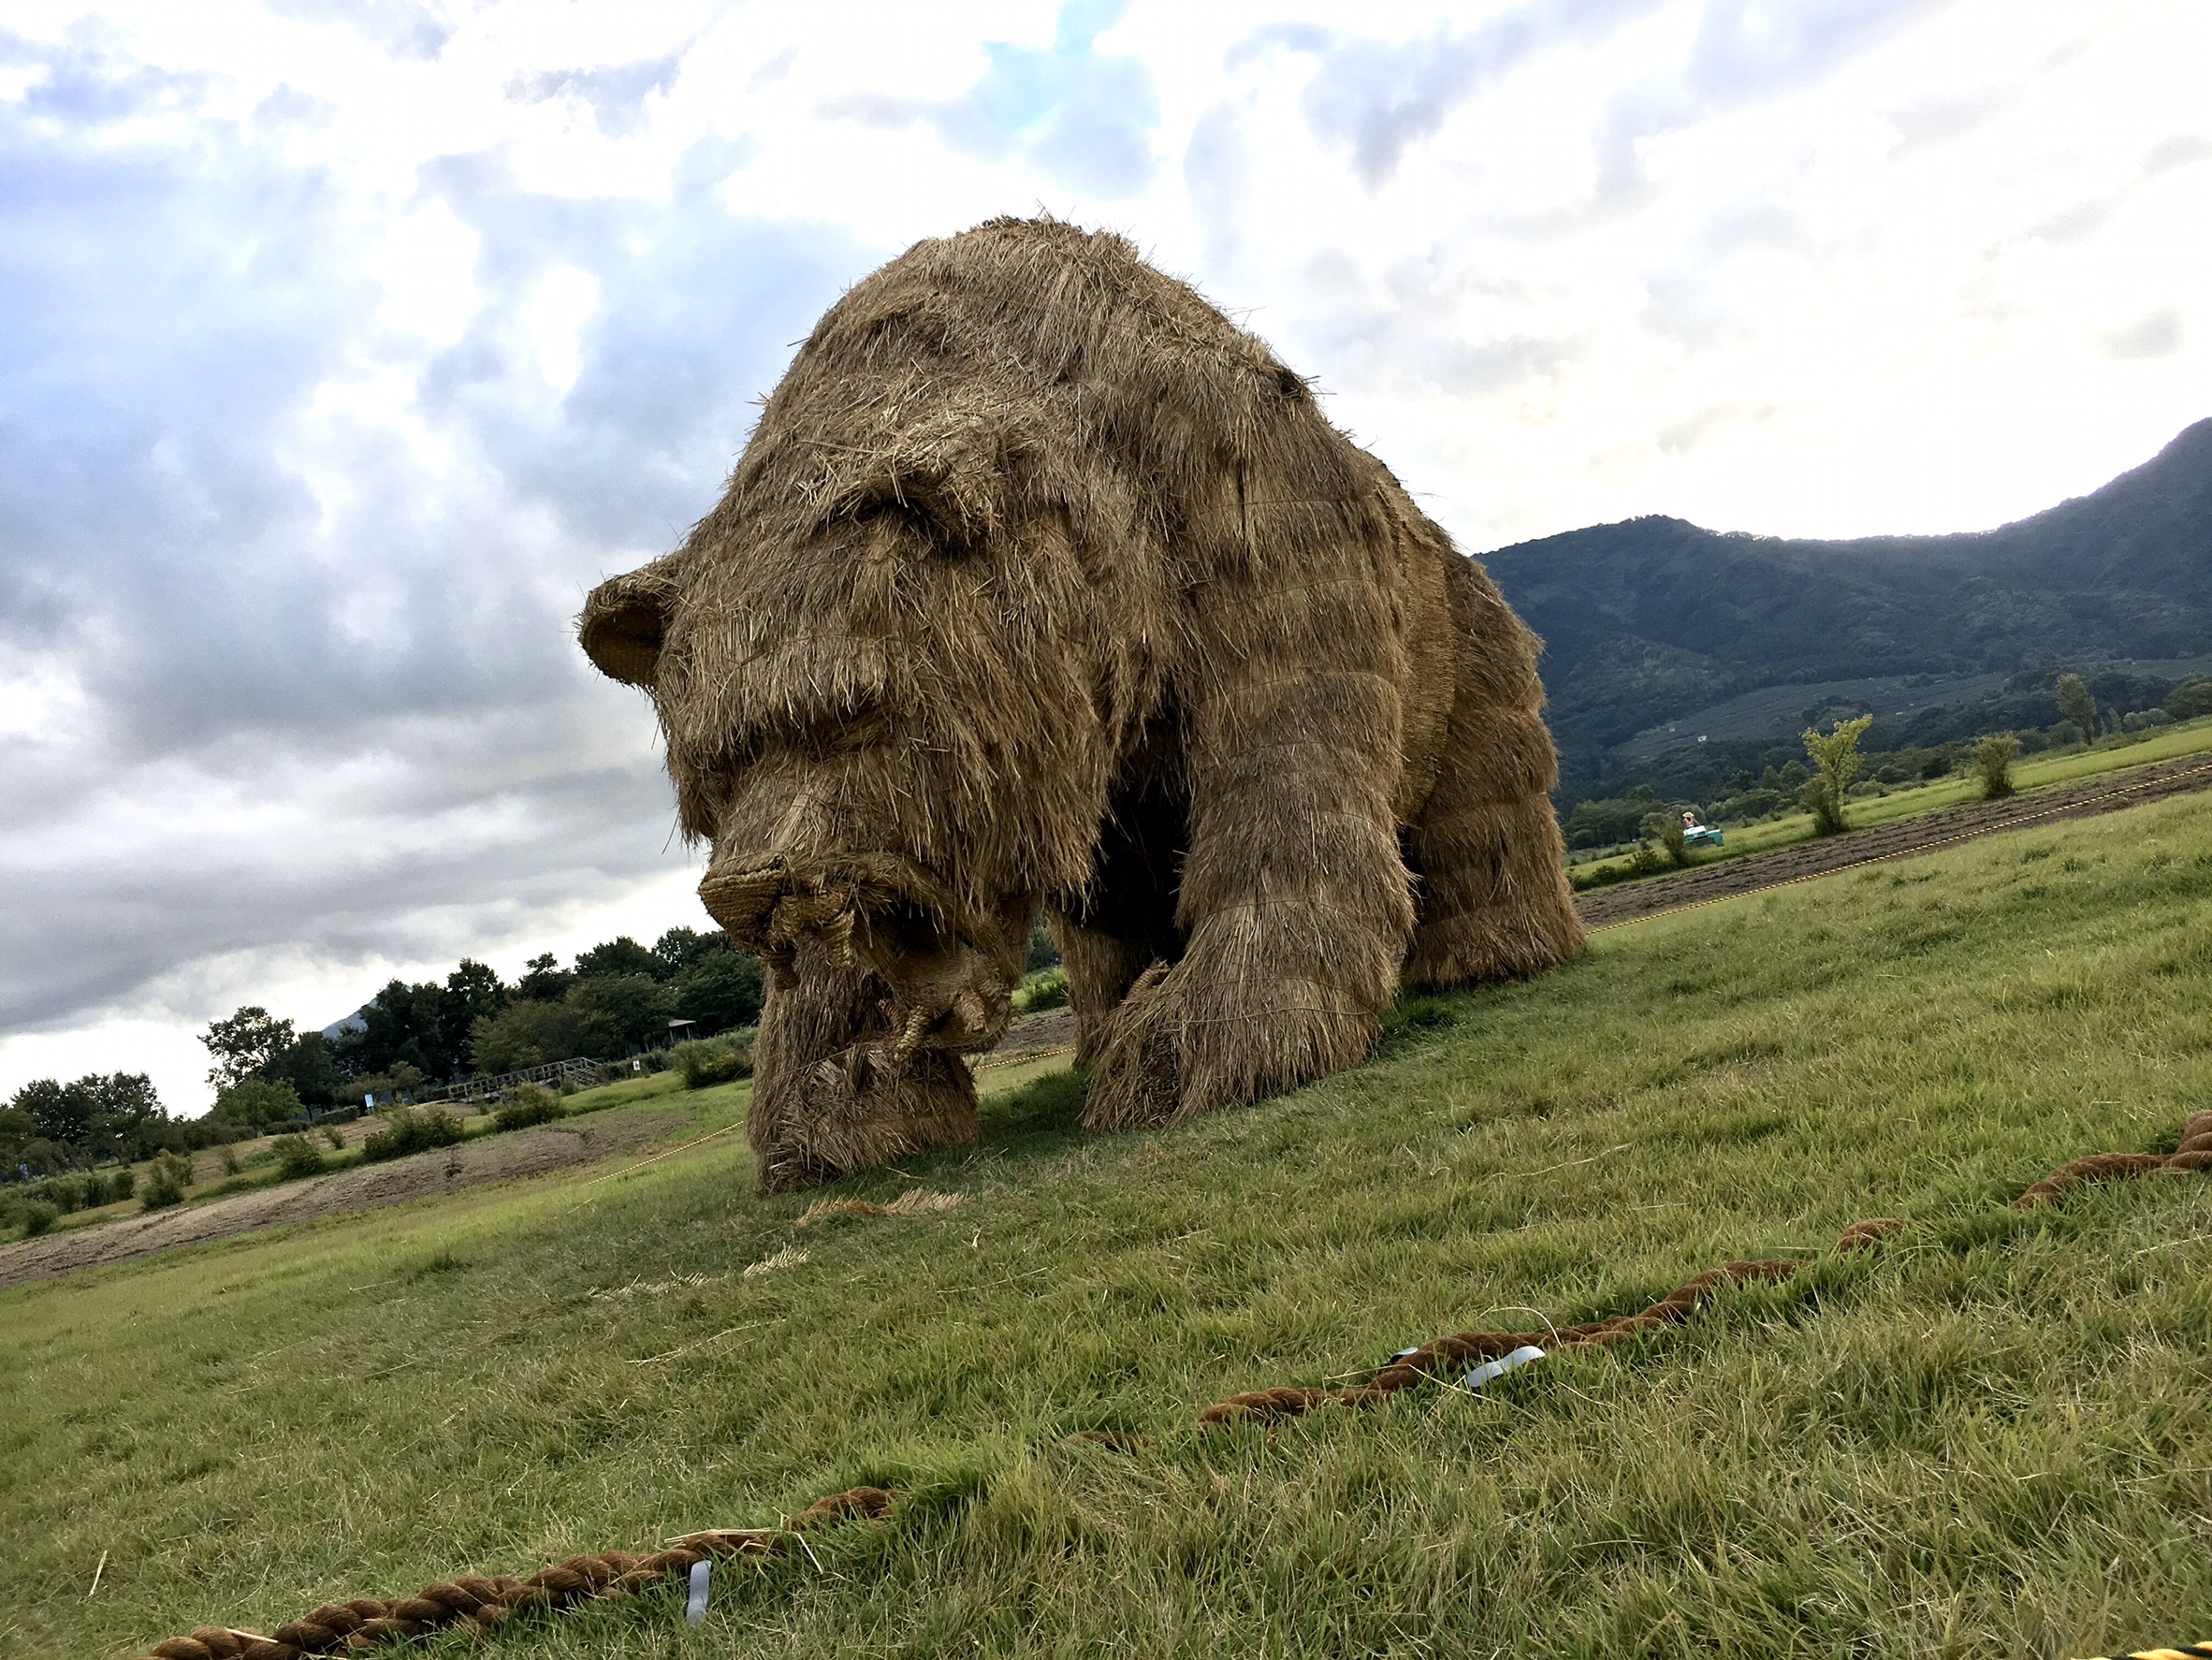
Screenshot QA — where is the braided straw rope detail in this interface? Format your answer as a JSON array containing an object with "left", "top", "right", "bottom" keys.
[
  {"left": 1199, "top": 1112, "right": 2212, "bottom": 1428},
  {"left": 138, "top": 1487, "right": 892, "bottom": 1660},
  {"left": 132, "top": 1110, "right": 2212, "bottom": 1648}
]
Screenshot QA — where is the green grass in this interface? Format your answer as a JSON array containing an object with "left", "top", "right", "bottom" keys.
[
  {"left": 1574, "top": 714, "right": 2212, "bottom": 884},
  {"left": 8, "top": 796, "right": 2212, "bottom": 1656}
]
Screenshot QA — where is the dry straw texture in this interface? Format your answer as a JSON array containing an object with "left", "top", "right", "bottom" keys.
[{"left": 580, "top": 216, "right": 1582, "bottom": 1189}]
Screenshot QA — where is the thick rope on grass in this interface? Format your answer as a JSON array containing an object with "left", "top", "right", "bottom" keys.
[
  {"left": 1198, "top": 1111, "right": 2212, "bottom": 1429},
  {"left": 138, "top": 1487, "right": 892, "bottom": 1660},
  {"left": 133, "top": 1114, "right": 2212, "bottom": 1652},
  {"left": 2016, "top": 1110, "right": 2212, "bottom": 1208}
]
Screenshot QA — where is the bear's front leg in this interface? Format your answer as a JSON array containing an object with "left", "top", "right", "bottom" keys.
[
  {"left": 749, "top": 937, "right": 979, "bottom": 1192},
  {"left": 1083, "top": 601, "right": 1417, "bottom": 1129}
]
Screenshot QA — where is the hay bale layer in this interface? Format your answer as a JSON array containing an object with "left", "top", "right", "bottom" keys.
[{"left": 581, "top": 217, "right": 1583, "bottom": 1189}]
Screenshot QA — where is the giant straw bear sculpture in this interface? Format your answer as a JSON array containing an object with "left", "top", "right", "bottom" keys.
[{"left": 580, "top": 218, "right": 1584, "bottom": 1191}]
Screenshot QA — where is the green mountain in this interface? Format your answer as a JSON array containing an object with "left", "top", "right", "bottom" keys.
[{"left": 1483, "top": 417, "right": 2212, "bottom": 793}]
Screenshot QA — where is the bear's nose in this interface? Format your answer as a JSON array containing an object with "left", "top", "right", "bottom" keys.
[{"left": 697, "top": 859, "right": 856, "bottom": 957}]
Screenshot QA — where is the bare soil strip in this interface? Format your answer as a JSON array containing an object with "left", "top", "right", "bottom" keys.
[
  {"left": 982, "top": 1004, "right": 1076, "bottom": 1063},
  {"left": 0, "top": 1108, "right": 687, "bottom": 1290},
  {"left": 1575, "top": 753, "right": 2212, "bottom": 929}
]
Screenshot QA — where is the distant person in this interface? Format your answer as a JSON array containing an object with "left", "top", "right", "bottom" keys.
[{"left": 1682, "top": 809, "right": 1703, "bottom": 831}]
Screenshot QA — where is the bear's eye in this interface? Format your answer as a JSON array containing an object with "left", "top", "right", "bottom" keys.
[{"left": 848, "top": 492, "right": 968, "bottom": 557}]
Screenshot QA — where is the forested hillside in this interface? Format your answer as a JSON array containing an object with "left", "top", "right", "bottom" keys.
[{"left": 1484, "top": 418, "right": 2212, "bottom": 794}]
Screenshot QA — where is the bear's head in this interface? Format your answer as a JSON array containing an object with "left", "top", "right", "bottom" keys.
[{"left": 579, "top": 376, "right": 1158, "bottom": 1056}]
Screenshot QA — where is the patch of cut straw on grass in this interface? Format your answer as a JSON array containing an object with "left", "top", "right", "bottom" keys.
[
  {"left": 742, "top": 1245, "right": 809, "bottom": 1277},
  {"left": 796, "top": 1188, "right": 965, "bottom": 1227},
  {"left": 588, "top": 1270, "right": 728, "bottom": 1301}
]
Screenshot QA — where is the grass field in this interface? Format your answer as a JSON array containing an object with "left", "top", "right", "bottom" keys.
[
  {"left": 7, "top": 794, "right": 2212, "bottom": 1657},
  {"left": 1572, "top": 714, "right": 2212, "bottom": 884}
]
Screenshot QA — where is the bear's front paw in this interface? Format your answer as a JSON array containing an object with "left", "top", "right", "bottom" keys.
[{"left": 1082, "top": 962, "right": 1186, "bottom": 1131}]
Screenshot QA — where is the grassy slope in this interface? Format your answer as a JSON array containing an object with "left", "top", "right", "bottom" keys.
[
  {"left": 30, "top": 1073, "right": 695, "bottom": 1238},
  {"left": 7, "top": 798, "right": 2212, "bottom": 1657},
  {"left": 1573, "top": 714, "right": 2212, "bottom": 883}
]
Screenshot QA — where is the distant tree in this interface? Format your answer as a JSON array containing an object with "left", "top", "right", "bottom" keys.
[
  {"left": 1026, "top": 916, "right": 1061, "bottom": 973},
  {"left": 470, "top": 1000, "right": 590, "bottom": 1074},
  {"left": 569, "top": 973, "right": 678, "bottom": 1055},
  {"left": 334, "top": 979, "right": 445, "bottom": 1080},
  {"left": 0, "top": 1104, "right": 37, "bottom": 1172},
  {"left": 575, "top": 936, "right": 665, "bottom": 983},
  {"left": 673, "top": 951, "right": 764, "bottom": 1033},
  {"left": 261, "top": 1031, "right": 342, "bottom": 1111},
  {"left": 443, "top": 959, "right": 509, "bottom": 1071},
  {"left": 2057, "top": 674, "right": 2099, "bottom": 745},
  {"left": 337, "top": 966, "right": 504, "bottom": 1084},
  {"left": 14, "top": 1078, "right": 93, "bottom": 1149},
  {"left": 1975, "top": 734, "right": 2019, "bottom": 800},
  {"left": 201, "top": 1008, "right": 345, "bottom": 1111},
  {"left": 80, "top": 1073, "right": 167, "bottom": 1163},
  {"left": 1800, "top": 715, "right": 1874, "bottom": 836},
  {"left": 515, "top": 953, "right": 574, "bottom": 1002},
  {"left": 201, "top": 1007, "right": 298, "bottom": 1091},
  {"left": 2167, "top": 677, "right": 2212, "bottom": 721},
  {"left": 213, "top": 1078, "right": 304, "bottom": 1134},
  {"left": 7, "top": 1073, "right": 171, "bottom": 1166},
  {"left": 651, "top": 926, "right": 730, "bottom": 979}
]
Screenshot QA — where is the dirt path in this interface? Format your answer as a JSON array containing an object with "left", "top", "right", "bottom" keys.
[
  {"left": 1576, "top": 752, "right": 2212, "bottom": 929},
  {"left": 983, "top": 1005, "right": 1076, "bottom": 1065},
  {"left": 0, "top": 1107, "right": 688, "bottom": 1290}
]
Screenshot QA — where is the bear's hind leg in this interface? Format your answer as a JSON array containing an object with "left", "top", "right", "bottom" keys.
[{"left": 1403, "top": 562, "right": 1585, "bottom": 987}]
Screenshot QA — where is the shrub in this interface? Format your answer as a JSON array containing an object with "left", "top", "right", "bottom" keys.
[
  {"left": 1638, "top": 810, "right": 1689, "bottom": 867},
  {"left": 1801, "top": 714, "right": 1873, "bottom": 836},
  {"left": 319, "top": 1123, "right": 345, "bottom": 1149},
  {"left": 1011, "top": 966, "right": 1070, "bottom": 1013},
  {"left": 18, "top": 1201, "right": 59, "bottom": 1239},
  {"left": 491, "top": 1085, "right": 569, "bottom": 1129},
  {"left": 361, "top": 1108, "right": 464, "bottom": 1163},
  {"left": 101, "top": 1169, "right": 135, "bottom": 1204},
  {"left": 346, "top": 1063, "right": 427, "bottom": 1110},
  {"left": 671, "top": 1040, "right": 752, "bottom": 1090},
  {"left": 1569, "top": 842, "right": 1666, "bottom": 890},
  {"left": 270, "top": 1134, "right": 325, "bottom": 1180},
  {"left": 212, "top": 1076, "right": 305, "bottom": 1135},
  {"left": 1975, "top": 734, "right": 2019, "bottom": 800},
  {"left": 217, "top": 1143, "right": 242, "bottom": 1176},
  {"left": 141, "top": 1150, "right": 194, "bottom": 1210}
]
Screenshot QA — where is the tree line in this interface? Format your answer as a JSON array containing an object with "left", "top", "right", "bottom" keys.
[{"left": 2, "top": 927, "right": 764, "bottom": 1178}]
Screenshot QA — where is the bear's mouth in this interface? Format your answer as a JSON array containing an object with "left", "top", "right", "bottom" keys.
[{"left": 699, "top": 852, "right": 1022, "bottom": 1056}]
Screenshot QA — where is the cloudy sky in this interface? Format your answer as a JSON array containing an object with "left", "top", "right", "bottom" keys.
[{"left": 3, "top": 0, "right": 2207, "bottom": 1112}]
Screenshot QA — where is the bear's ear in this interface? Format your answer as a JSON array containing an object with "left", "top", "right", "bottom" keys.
[{"left": 578, "top": 560, "right": 678, "bottom": 688}]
